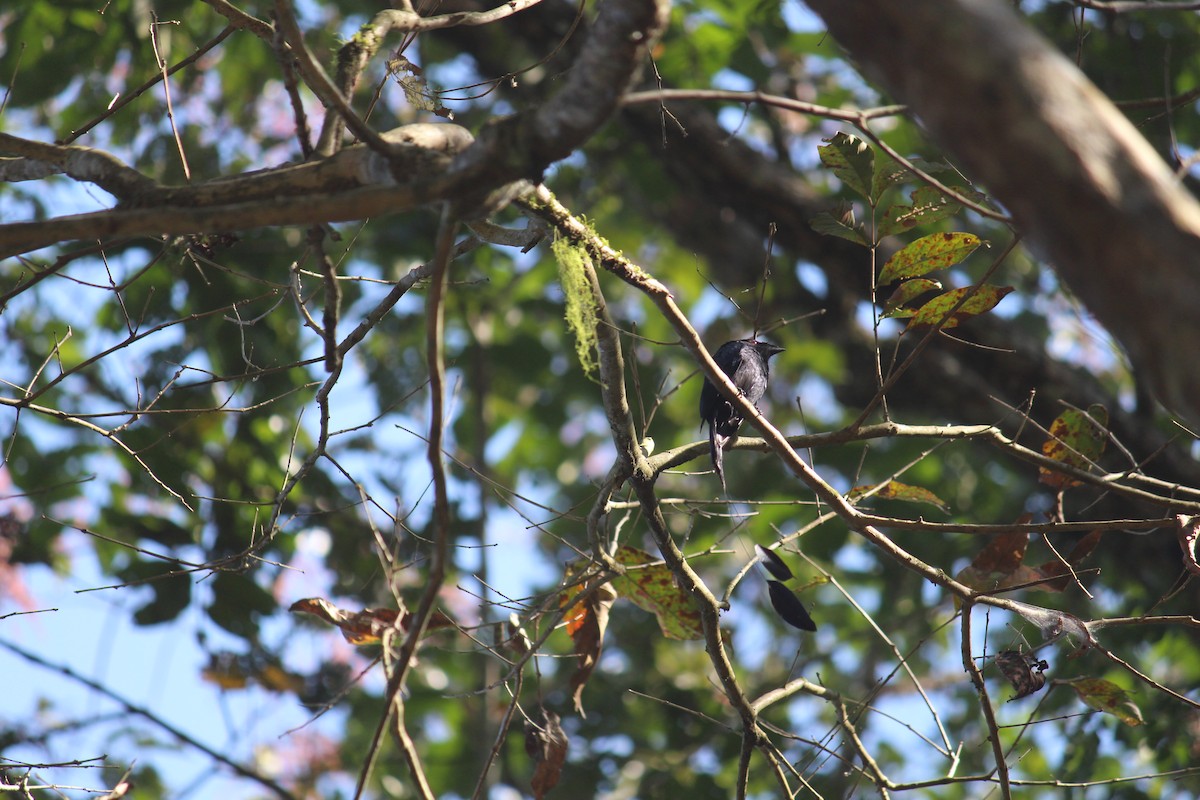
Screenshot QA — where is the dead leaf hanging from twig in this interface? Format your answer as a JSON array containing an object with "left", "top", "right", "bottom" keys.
[
  {"left": 525, "top": 706, "right": 568, "bottom": 799},
  {"left": 288, "top": 597, "right": 454, "bottom": 645}
]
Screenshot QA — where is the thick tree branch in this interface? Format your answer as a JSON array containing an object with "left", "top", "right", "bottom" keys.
[{"left": 0, "top": 0, "right": 667, "bottom": 259}]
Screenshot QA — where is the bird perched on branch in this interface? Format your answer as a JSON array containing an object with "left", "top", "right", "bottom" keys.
[{"left": 698, "top": 339, "right": 785, "bottom": 491}]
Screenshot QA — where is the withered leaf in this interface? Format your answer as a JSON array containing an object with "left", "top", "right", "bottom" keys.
[
  {"left": 1177, "top": 515, "right": 1200, "bottom": 576},
  {"left": 1039, "top": 405, "right": 1108, "bottom": 489},
  {"left": 525, "top": 706, "right": 568, "bottom": 799},
  {"left": 566, "top": 582, "right": 618, "bottom": 717},
  {"left": 1033, "top": 529, "right": 1104, "bottom": 591},
  {"left": 288, "top": 597, "right": 453, "bottom": 645},
  {"left": 995, "top": 649, "right": 1049, "bottom": 700},
  {"left": 972, "top": 529, "right": 1029, "bottom": 575}
]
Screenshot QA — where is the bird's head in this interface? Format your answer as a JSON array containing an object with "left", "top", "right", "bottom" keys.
[{"left": 748, "top": 340, "right": 785, "bottom": 360}]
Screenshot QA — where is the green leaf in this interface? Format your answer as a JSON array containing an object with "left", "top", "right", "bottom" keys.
[
  {"left": 817, "top": 132, "right": 875, "bottom": 202},
  {"left": 1066, "top": 678, "right": 1144, "bottom": 726},
  {"left": 879, "top": 232, "right": 984, "bottom": 285},
  {"left": 613, "top": 545, "right": 703, "bottom": 640},
  {"left": 880, "top": 186, "right": 963, "bottom": 237},
  {"left": 847, "top": 480, "right": 949, "bottom": 512},
  {"left": 882, "top": 278, "right": 943, "bottom": 318},
  {"left": 810, "top": 204, "right": 869, "bottom": 246},
  {"left": 904, "top": 284, "right": 1013, "bottom": 331},
  {"left": 1039, "top": 405, "right": 1109, "bottom": 489},
  {"left": 870, "top": 149, "right": 908, "bottom": 206}
]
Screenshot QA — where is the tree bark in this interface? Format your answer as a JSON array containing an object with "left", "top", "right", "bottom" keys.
[{"left": 806, "top": 0, "right": 1200, "bottom": 425}]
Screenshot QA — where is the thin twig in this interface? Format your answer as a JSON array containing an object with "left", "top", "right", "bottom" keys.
[
  {"left": 0, "top": 639, "right": 296, "bottom": 800},
  {"left": 353, "top": 205, "right": 458, "bottom": 799},
  {"left": 149, "top": 15, "right": 192, "bottom": 182}
]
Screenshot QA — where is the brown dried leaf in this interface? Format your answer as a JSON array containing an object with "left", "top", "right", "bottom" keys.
[
  {"left": 1033, "top": 529, "right": 1105, "bottom": 591},
  {"left": 995, "top": 649, "right": 1049, "bottom": 700},
  {"left": 1177, "top": 515, "right": 1200, "bottom": 576},
  {"left": 567, "top": 582, "right": 618, "bottom": 717},
  {"left": 288, "top": 597, "right": 452, "bottom": 645},
  {"left": 972, "top": 530, "right": 1029, "bottom": 575},
  {"left": 525, "top": 706, "right": 568, "bottom": 799}
]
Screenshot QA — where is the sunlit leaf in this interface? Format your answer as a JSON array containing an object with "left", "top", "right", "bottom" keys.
[
  {"left": 904, "top": 284, "right": 1012, "bottom": 331},
  {"left": 1039, "top": 404, "right": 1108, "bottom": 489},
  {"left": 879, "top": 232, "right": 984, "bottom": 284},
  {"left": 613, "top": 545, "right": 704, "bottom": 640},
  {"left": 847, "top": 480, "right": 949, "bottom": 512},
  {"left": 1066, "top": 677, "right": 1144, "bottom": 726}
]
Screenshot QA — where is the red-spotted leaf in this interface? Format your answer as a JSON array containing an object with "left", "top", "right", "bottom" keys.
[
  {"left": 1066, "top": 677, "right": 1143, "bottom": 726},
  {"left": 870, "top": 148, "right": 907, "bottom": 206},
  {"left": 1039, "top": 405, "right": 1108, "bottom": 489},
  {"left": 904, "top": 284, "right": 1012, "bottom": 331},
  {"left": 614, "top": 546, "right": 703, "bottom": 640},
  {"left": 817, "top": 132, "right": 875, "bottom": 201},
  {"left": 879, "top": 232, "right": 983, "bottom": 284},
  {"left": 848, "top": 480, "right": 949, "bottom": 512}
]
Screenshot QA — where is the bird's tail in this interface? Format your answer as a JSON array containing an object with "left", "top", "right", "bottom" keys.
[{"left": 709, "top": 426, "right": 727, "bottom": 492}]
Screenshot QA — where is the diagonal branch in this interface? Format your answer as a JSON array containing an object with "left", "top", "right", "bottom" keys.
[{"left": 0, "top": 638, "right": 296, "bottom": 800}]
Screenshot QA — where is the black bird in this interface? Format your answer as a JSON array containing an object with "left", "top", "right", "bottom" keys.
[{"left": 698, "top": 339, "right": 784, "bottom": 491}]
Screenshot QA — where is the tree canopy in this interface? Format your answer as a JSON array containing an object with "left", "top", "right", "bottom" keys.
[{"left": 3, "top": 0, "right": 1200, "bottom": 798}]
